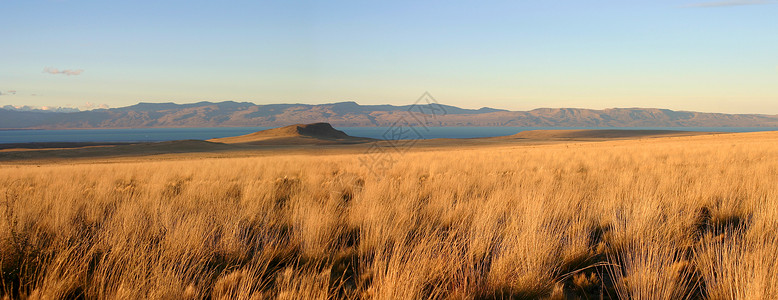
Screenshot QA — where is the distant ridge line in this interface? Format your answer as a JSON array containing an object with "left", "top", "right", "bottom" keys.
[{"left": 1, "top": 101, "right": 777, "bottom": 129}]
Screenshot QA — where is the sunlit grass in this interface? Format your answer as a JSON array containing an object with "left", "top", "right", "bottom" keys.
[{"left": 2, "top": 132, "right": 778, "bottom": 299}]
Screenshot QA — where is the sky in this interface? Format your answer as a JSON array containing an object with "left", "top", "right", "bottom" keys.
[{"left": 1, "top": 0, "right": 777, "bottom": 114}]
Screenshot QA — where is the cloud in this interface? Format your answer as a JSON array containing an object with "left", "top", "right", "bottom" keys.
[
  {"left": 0, "top": 90, "right": 16, "bottom": 96},
  {"left": 686, "top": 0, "right": 771, "bottom": 7},
  {"left": 79, "top": 102, "right": 110, "bottom": 110},
  {"left": 43, "top": 67, "right": 84, "bottom": 76}
]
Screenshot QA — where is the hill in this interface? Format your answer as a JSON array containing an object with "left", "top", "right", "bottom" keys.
[
  {"left": 209, "top": 123, "right": 373, "bottom": 145},
  {"left": 2, "top": 101, "right": 778, "bottom": 129}
]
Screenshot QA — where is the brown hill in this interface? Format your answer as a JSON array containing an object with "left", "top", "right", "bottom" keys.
[
  {"left": 3, "top": 101, "right": 778, "bottom": 129},
  {"left": 209, "top": 123, "right": 372, "bottom": 145}
]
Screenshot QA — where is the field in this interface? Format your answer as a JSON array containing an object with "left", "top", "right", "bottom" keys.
[{"left": 2, "top": 131, "right": 778, "bottom": 299}]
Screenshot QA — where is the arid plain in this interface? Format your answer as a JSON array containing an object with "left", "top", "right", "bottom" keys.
[{"left": 2, "top": 126, "right": 778, "bottom": 299}]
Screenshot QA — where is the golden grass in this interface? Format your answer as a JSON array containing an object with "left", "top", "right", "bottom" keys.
[{"left": 2, "top": 131, "right": 778, "bottom": 299}]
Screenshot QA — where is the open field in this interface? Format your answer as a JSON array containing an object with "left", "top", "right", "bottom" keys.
[
  {"left": 0, "top": 125, "right": 709, "bottom": 164},
  {"left": 2, "top": 131, "right": 778, "bottom": 299}
]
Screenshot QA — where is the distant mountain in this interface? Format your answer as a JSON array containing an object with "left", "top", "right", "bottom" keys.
[{"left": 1, "top": 101, "right": 778, "bottom": 129}]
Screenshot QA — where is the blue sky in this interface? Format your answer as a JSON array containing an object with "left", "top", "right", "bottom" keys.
[{"left": 1, "top": 0, "right": 776, "bottom": 113}]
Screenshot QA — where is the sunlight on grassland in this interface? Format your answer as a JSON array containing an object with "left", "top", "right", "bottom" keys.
[{"left": 2, "top": 132, "right": 778, "bottom": 299}]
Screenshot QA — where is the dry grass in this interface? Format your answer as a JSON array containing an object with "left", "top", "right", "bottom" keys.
[{"left": 1, "top": 132, "right": 778, "bottom": 299}]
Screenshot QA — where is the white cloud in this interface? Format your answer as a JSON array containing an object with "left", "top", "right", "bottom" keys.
[
  {"left": 686, "top": 0, "right": 770, "bottom": 7},
  {"left": 43, "top": 67, "right": 84, "bottom": 76},
  {"left": 79, "top": 102, "right": 110, "bottom": 110}
]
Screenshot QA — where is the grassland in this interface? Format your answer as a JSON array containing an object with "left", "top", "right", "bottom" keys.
[{"left": 2, "top": 131, "right": 778, "bottom": 299}]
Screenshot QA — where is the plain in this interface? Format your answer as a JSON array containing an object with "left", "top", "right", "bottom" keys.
[{"left": 2, "top": 131, "right": 778, "bottom": 299}]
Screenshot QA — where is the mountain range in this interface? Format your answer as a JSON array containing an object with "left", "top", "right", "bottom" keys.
[{"left": 2, "top": 101, "right": 778, "bottom": 129}]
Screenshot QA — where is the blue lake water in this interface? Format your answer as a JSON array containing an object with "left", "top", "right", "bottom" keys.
[{"left": 1, "top": 127, "right": 777, "bottom": 144}]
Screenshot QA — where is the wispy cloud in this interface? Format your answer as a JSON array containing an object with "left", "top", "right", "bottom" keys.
[
  {"left": 0, "top": 90, "right": 17, "bottom": 96},
  {"left": 43, "top": 67, "right": 84, "bottom": 76},
  {"left": 686, "top": 0, "right": 771, "bottom": 7}
]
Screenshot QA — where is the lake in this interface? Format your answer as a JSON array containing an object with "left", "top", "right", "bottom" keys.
[{"left": 1, "top": 127, "right": 777, "bottom": 144}]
